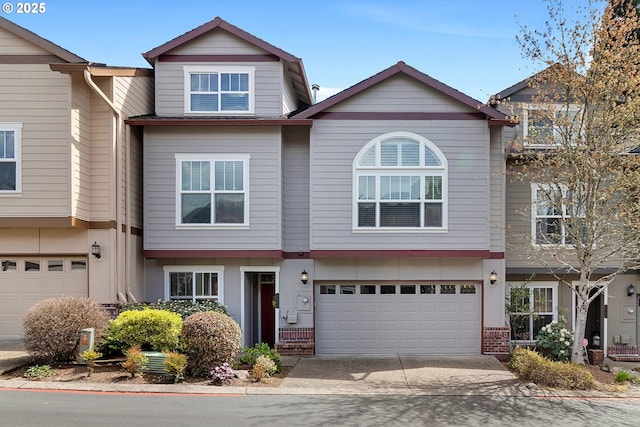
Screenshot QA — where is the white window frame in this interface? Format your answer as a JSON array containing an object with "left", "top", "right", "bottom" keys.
[
  {"left": 522, "top": 103, "right": 580, "bottom": 147},
  {"left": 183, "top": 66, "right": 255, "bottom": 115},
  {"left": 531, "top": 183, "right": 583, "bottom": 245},
  {"left": 175, "top": 153, "right": 250, "bottom": 228},
  {"left": 163, "top": 265, "right": 225, "bottom": 303},
  {"left": 352, "top": 131, "right": 448, "bottom": 232},
  {"left": 0, "top": 123, "right": 22, "bottom": 195},
  {"left": 508, "top": 281, "right": 558, "bottom": 343}
]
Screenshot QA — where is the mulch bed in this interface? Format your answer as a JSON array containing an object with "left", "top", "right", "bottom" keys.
[{"left": 1, "top": 360, "right": 290, "bottom": 387}]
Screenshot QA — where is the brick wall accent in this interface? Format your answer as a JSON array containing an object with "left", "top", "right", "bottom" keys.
[
  {"left": 607, "top": 345, "right": 640, "bottom": 361},
  {"left": 483, "top": 326, "right": 511, "bottom": 361},
  {"left": 276, "top": 327, "right": 315, "bottom": 356}
]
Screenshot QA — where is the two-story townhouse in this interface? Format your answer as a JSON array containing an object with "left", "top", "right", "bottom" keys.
[
  {"left": 495, "top": 72, "right": 640, "bottom": 359},
  {"left": 0, "top": 18, "right": 154, "bottom": 338},
  {"left": 133, "top": 17, "right": 515, "bottom": 358}
]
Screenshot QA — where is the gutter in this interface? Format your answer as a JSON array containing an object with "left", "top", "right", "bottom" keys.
[{"left": 83, "top": 70, "right": 128, "bottom": 303}]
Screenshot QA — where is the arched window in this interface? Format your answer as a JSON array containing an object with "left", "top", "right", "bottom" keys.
[{"left": 353, "top": 132, "right": 447, "bottom": 230}]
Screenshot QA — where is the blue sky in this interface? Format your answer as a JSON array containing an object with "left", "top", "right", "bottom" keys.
[{"left": 3, "top": 0, "right": 595, "bottom": 102}]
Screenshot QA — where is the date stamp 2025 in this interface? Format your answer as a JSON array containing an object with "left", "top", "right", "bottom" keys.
[{"left": 2, "top": 2, "right": 46, "bottom": 14}]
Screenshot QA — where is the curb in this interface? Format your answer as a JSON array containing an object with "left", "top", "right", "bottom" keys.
[{"left": 1, "top": 379, "right": 640, "bottom": 398}]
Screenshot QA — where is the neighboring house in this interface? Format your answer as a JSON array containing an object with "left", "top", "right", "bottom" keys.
[
  {"left": 130, "top": 17, "right": 515, "bottom": 357},
  {"left": 0, "top": 17, "right": 154, "bottom": 338},
  {"left": 494, "top": 74, "right": 640, "bottom": 358}
]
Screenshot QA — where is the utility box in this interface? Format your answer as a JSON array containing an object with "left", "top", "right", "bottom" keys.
[{"left": 77, "top": 328, "right": 95, "bottom": 364}]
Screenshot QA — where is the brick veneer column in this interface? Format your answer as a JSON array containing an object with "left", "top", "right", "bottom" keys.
[
  {"left": 483, "top": 326, "right": 510, "bottom": 361},
  {"left": 276, "top": 327, "right": 315, "bottom": 356}
]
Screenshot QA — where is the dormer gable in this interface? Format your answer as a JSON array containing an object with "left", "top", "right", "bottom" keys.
[{"left": 143, "top": 17, "right": 311, "bottom": 117}]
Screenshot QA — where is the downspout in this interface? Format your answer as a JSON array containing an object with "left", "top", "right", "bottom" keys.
[{"left": 83, "top": 70, "right": 127, "bottom": 302}]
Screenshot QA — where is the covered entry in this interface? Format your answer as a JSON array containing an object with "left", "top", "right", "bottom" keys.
[
  {"left": 315, "top": 282, "right": 481, "bottom": 354},
  {"left": 241, "top": 268, "right": 279, "bottom": 348}
]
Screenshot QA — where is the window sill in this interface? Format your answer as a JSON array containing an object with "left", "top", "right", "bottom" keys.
[
  {"left": 175, "top": 224, "right": 250, "bottom": 229},
  {"left": 352, "top": 228, "right": 448, "bottom": 233}
]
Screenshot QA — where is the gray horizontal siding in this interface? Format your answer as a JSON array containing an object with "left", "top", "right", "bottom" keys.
[
  {"left": 155, "top": 61, "right": 282, "bottom": 117},
  {"left": 143, "top": 126, "right": 282, "bottom": 250},
  {"left": 310, "top": 120, "right": 491, "bottom": 251},
  {"left": 327, "top": 74, "right": 479, "bottom": 114},
  {"left": 169, "top": 30, "right": 266, "bottom": 55},
  {"left": 283, "top": 127, "right": 310, "bottom": 251},
  {"left": 489, "top": 127, "right": 505, "bottom": 252}
]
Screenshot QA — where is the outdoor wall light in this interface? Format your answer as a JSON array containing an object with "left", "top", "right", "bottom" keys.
[
  {"left": 628, "top": 284, "right": 636, "bottom": 297},
  {"left": 91, "top": 242, "right": 101, "bottom": 259},
  {"left": 300, "top": 270, "right": 309, "bottom": 285},
  {"left": 489, "top": 270, "right": 497, "bottom": 285}
]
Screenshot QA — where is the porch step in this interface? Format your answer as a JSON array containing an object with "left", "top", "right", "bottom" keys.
[
  {"left": 276, "top": 342, "right": 314, "bottom": 356},
  {"left": 608, "top": 354, "right": 640, "bottom": 362},
  {"left": 607, "top": 345, "right": 640, "bottom": 362}
]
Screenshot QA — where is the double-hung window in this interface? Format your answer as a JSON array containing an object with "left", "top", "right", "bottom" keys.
[
  {"left": 354, "top": 132, "right": 447, "bottom": 230},
  {"left": 164, "top": 266, "right": 223, "bottom": 303},
  {"left": 522, "top": 104, "right": 580, "bottom": 147},
  {"left": 509, "top": 283, "right": 557, "bottom": 342},
  {"left": 184, "top": 66, "right": 254, "bottom": 114},
  {"left": 0, "top": 123, "right": 21, "bottom": 194},
  {"left": 176, "top": 154, "right": 249, "bottom": 226},
  {"left": 532, "top": 184, "right": 584, "bottom": 245}
]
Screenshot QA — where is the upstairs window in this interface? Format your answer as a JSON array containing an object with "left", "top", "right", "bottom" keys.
[
  {"left": 522, "top": 104, "right": 580, "bottom": 147},
  {"left": 354, "top": 132, "right": 447, "bottom": 230},
  {"left": 184, "top": 66, "right": 254, "bottom": 114},
  {"left": 532, "top": 184, "right": 585, "bottom": 245},
  {"left": 0, "top": 123, "right": 21, "bottom": 194},
  {"left": 176, "top": 154, "right": 249, "bottom": 226}
]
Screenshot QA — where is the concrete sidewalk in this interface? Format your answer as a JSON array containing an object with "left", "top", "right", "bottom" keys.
[{"left": 1, "top": 340, "right": 639, "bottom": 397}]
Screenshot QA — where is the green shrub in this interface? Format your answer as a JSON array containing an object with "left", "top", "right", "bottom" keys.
[
  {"left": 164, "top": 352, "right": 188, "bottom": 383},
  {"left": 251, "top": 354, "right": 277, "bottom": 383},
  {"left": 109, "top": 309, "right": 182, "bottom": 352},
  {"left": 23, "top": 297, "right": 111, "bottom": 364},
  {"left": 181, "top": 311, "right": 242, "bottom": 377},
  {"left": 121, "top": 346, "right": 148, "bottom": 378},
  {"left": 510, "top": 347, "right": 595, "bottom": 389},
  {"left": 24, "top": 365, "right": 55, "bottom": 379},
  {"left": 80, "top": 349, "right": 102, "bottom": 378},
  {"left": 535, "top": 317, "right": 573, "bottom": 362},
  {"left": 121, "top": 300, "right": 228, "bottom": 319},
  {"left": 240, "top": 343, "right": 282, "bottom": 372},
  {"left": 97, "top": 324, "right": 129, "bottom": 358}
]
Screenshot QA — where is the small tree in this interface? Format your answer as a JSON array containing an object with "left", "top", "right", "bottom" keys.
[{"left": 511, "top": 0, "right": 640, "bottom": 363}]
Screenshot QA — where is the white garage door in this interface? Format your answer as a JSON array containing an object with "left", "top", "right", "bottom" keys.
[
  {"left": 316, "top": 282, "right": 481, "bottom": 354},
  {"left": 0, "top": 258, "right": 88, "bottom": 338}
]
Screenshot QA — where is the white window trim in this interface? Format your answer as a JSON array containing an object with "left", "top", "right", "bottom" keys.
[
  {"left": 0, "top": 123, "right": 22, "bottom": 195},
  {"left": 183, "top": 65, "right": 255, "bottom": 115},
  {"left": 352, "top": 131, "right": 448, "bottom": 232},
  {"left": 175, "top": 153, "right": 250, "bottom": 228},
  {"left": 531, "top": 183, "right": 581, "bottom": 246},
  {"left": 163, "top": 265, "right": 225, "bottom": 304},
  {"left": 508, "top": 281, "right": 558, "bottom": 344},
  {"left": 522, "top": 103, "right": 580, "bottom": 147}
]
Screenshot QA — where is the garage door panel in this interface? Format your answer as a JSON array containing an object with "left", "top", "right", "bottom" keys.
[
  {"left": 0, "top": 257, "right": 88, "bottom": 337},
  {"left": 316, "top": 282, "right": 481, "bottom": 355}
]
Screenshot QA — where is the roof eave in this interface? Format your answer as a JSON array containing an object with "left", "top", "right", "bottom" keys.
[{"left": 125, "top": 117, "right": 313, "bottom": 127}]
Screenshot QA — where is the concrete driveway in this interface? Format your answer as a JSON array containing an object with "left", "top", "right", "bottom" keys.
[{"left": 281, "top": 355, "right": 527, "bottom": 396}]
